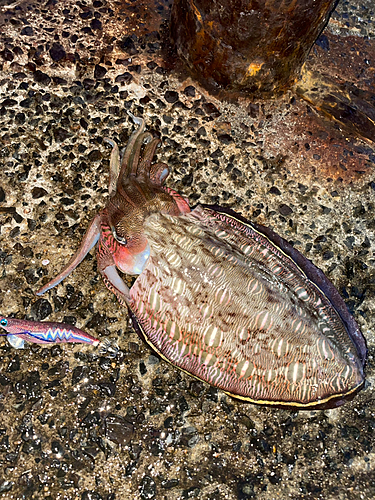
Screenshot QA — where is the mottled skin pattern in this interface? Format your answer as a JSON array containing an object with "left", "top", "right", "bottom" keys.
[
  {"left": 35, "top": 113, "right": 366, "bottom": 409},
  {"left": 132, "top": 209, "right": 364, "bottom": 407}
]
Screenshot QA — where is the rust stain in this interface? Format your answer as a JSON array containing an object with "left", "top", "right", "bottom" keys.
[
  {"left": 306, "top": 32, "right": 375, "bottom": 93},
  {"left": 264, "top": 96, "right": 374, "bottom": 183},
  {"left": 296, "top": 68, "right": 375, "bottom": 145},
  {"left": 190, "top": 0, "right": 203, "bottom": 25},
  {"left": 256, "top": 32, "right": 375, "bottom": 185},
  {"left": 243, "top": 61, "right": 265, "bottom": 79}
]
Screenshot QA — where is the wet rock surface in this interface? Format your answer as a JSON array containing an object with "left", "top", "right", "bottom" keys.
[{"left": 0, "top": 0, "right": 374, "bottom": 498}]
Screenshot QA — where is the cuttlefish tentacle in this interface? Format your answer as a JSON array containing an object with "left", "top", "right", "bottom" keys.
[
  {"left": 138, "top": 138, "right": 165, "bottom": 176},
  {"left": 104, "top": 138, "right": 120, "bottom": 196},
  {"left": 106, "top": 137, "right": 138, "bottom": 209},
  {"left": 101, "top": 264, "right": 130, "bottom": 305},
  {"left": 36, "top": 213, "right": 102, "bottom": 296},
  {"left": 129, "top": 132, "right": 153, "bottom": 176},
  {"left": 149, "top": 162, "right": 170, "bottom": 185},
  {"left": 119, "top": 113, "right": 145, "bottom": 180},
  {"left": 96, "top": 217, "right": 131, "bottom": 305},
  {"left": 137, "top": 138, "right": 160, "bottom": 172}
]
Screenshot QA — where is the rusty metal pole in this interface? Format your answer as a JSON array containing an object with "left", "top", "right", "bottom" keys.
[{"left": 170, "top": 0, "right": 338, "bottom": 98}]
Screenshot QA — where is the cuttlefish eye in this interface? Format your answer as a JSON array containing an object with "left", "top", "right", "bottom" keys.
[
  {"left": 111, "top": 226, "right": 128, "bottom": 245},
  {"left": 0, "top": 319, "right": 8, "bottom": 327}
]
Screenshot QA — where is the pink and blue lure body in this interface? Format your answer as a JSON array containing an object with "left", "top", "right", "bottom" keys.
[{"left": 0, "top": 317, "right": 100, "bottom": 349}]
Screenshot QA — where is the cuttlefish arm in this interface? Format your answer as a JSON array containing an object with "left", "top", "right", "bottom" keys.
[
  {"left": 36, "top": 212, "right": 131, "bottom": 304},
  {"left": 36, "top": 213, "right": 102, "bottom": 296}
]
